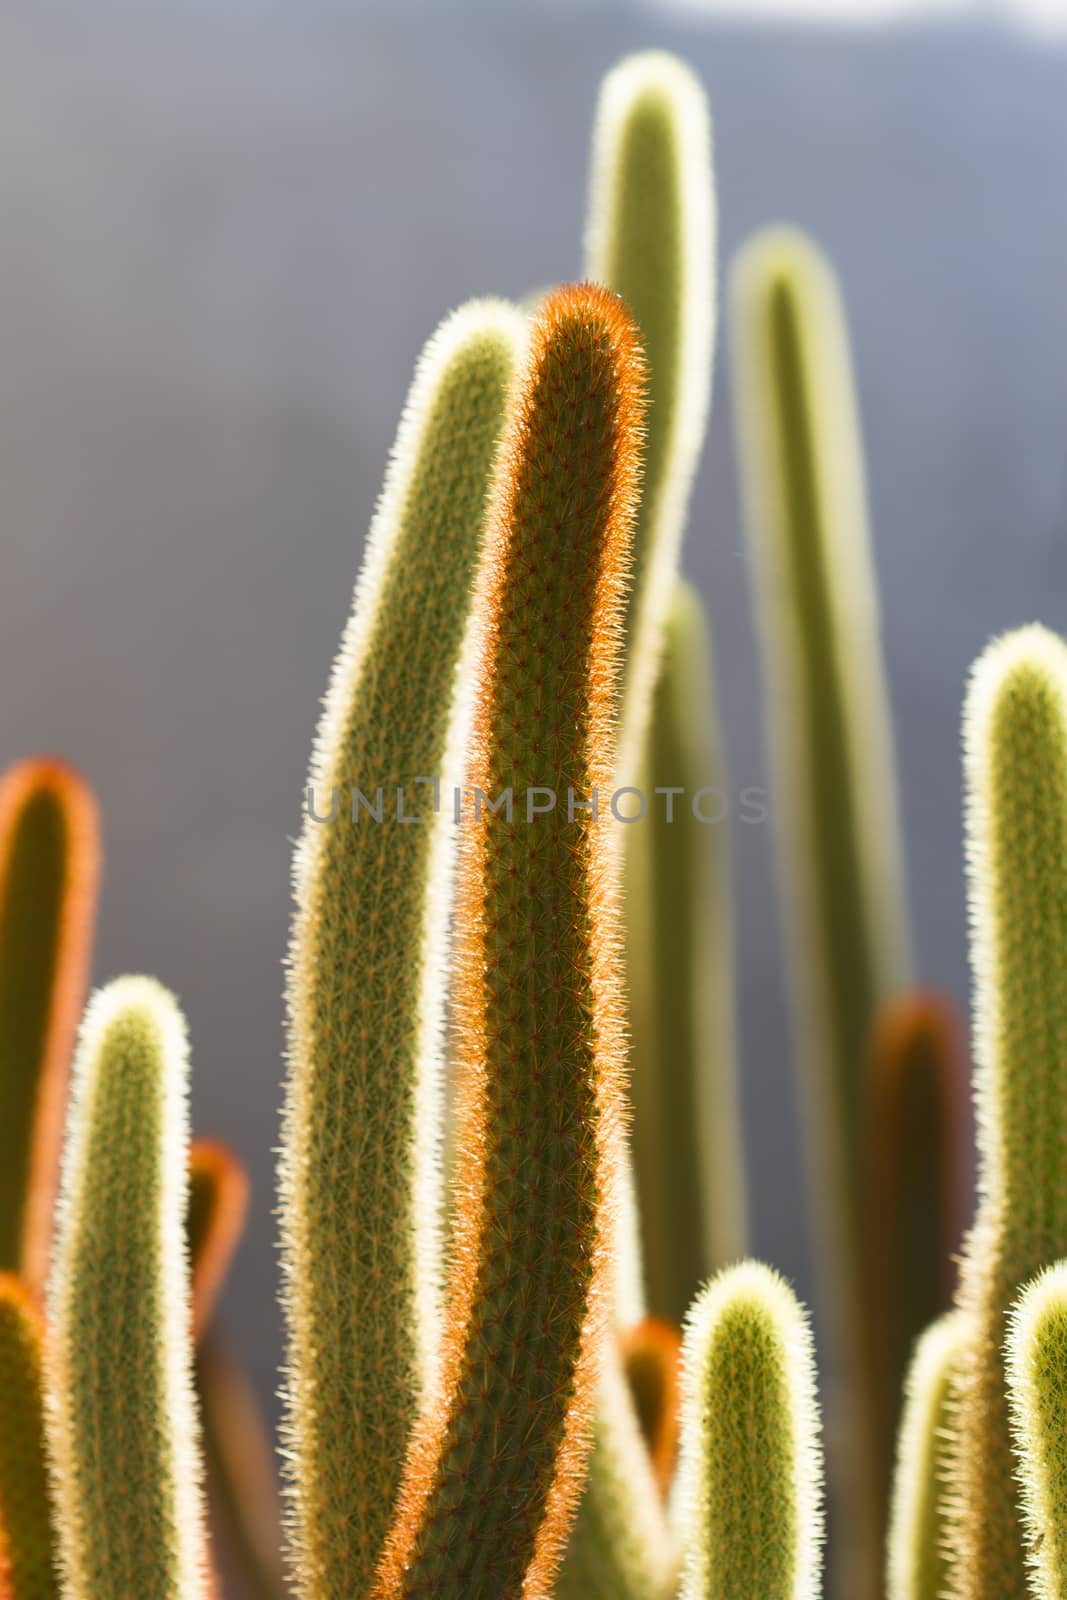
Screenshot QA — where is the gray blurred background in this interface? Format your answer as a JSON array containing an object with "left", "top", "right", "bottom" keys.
[{"left": 3, "top": 0, "right": 1066, "bottom": 1474}]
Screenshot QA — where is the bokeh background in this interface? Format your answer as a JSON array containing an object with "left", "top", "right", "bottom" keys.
[{"left": 3, "top": 0, "right": 1067, "bottom": 1479}]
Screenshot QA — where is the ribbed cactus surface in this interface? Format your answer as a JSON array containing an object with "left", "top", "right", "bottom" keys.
[
  {"left": 280, "top": 300, "right": 524, "bottom": 1599},
  {"left": 0, "top": 759, "right": 99, "bottom": 1292},
  {"left": 373, "top": 283, "right": 645, "bottom": 1600},
  {"left": 949, "top": 625, "right": 1067, "bottom": 1598},
  {"left": 678, "top": 1262, "right": 823, "bottom": 1600},
  {"left": 886, "top": 1311, "right": 965, "bottom": 1600},
  {"left": 46, "top": 976, "right": 208, "bottom": 1600},
  {"left": 0, "top": 1275, "right": 58, "bottom": 1600},
  {"left": 1006, "top": 1265, "right": 1067, "bottom": 1599}
]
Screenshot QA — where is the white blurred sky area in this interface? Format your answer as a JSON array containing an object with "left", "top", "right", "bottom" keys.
[{"left": 651, "top": 0, "right": 1067, "bottom": 31}]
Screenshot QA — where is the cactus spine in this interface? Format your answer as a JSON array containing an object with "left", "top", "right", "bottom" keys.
[
  {"left": 0, "top": 759, "right": 99, "bottom": 1292},
  {"left": 625, "top": 580, "right": 746, "bottom": 1324},
  {"left": 678, "top": 1262, "right": 824, "bottom": 1600},
  {"left": 373, "top": 284, "right": 645, "bottom": 1600},
  {"left": 279, "top": 301, "right": 524, "bottom": 1598},
  {"left": 886, "top": 1311, "right": 966, "bottom": 1600},
  {"left": 948, "top": 625, "right": 1067, "bottom": 1598},
  {"left": 0, "top": 1275, "right": 59, "bottom": 1600},
  {"left": 1005, "top": 1265, "right": 1067, "bottom": 1599},
  {"left": 46, "top": 976, "right": 208, "bottom": 1600}
]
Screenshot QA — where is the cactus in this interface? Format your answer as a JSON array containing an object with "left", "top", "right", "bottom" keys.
[
  {"left": 619, "top": 1316, "right": 683, "bottom": 1496},
  {"left": 948, "top": 625, "right": 1067, "bottom": 1599},
  {"left": 279, "top": 300, "right": 524, "bottom": 1598},
  {"left": 372, "top": 283, "right": 645, "bottom": 1600},
  {"left": 188, "top": 1138, "right": 250, "bottom": 1343},
  {"left": 1006, "top": 1264, "right": 1067, "bottom": 1599},
  {"left": 886, "top": 1311, "right": 966, "bottom": 1600},
  {"left": 0, "top": 758, "right": 99, "bottom": 1292},
  {"left": 45, "top": 975, "right": 208, "bottom": 1600},
  {"left": 677, "top": 1261, "right": 824, "bottom": 1600},
  {"left": 0, "top": 1275, "right": 59, "bottom": 1600},
  {"left": 625, "top": 579, "right": 746, "bottom": 1325},
  {"left": 863, "top": 992, "right": 965, "bottom": 1508}
]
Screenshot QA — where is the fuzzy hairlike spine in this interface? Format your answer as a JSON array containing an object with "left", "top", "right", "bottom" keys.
[
  {"left": 0, "top": 1276, "right": 59, "bottom": 1600},
  {"left": 948, "top": 625, "right": 1067, "bottom": 1598},
  {"left": 678, "top": 1262, "right": 824, "bottom": 1600},
  {"left": 886, "top": 1312, "right": 966, "bottom": 1600},
  {"left": 46, "top": 976, "right": 208, "bottom": 1600},
  {"left": 625, "top": 580, "right": 746, "bottom": 1325},
  {"left": 372, "top": 284, "right": 645, "bottom": 1600},
  {"left": 864, "top": 992, "right": 965, "bottom": 1513},
  {"left": 1005, "top": 1265, "right": 1067, "bottom": 1598},
  {"left": 0, "top": 759, "right": 99, "bottom": 1292},
  {"left": 279, "top": 300, "right": 525, "bottom": 1598}
]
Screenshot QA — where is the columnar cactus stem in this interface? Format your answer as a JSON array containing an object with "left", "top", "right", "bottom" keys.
[
  {"left": 46, "top": 976, "right": 208, "bottom": 1600},
  {"left": 0, "top": 1275, "right": 59, "bottom": 1600},
  {"left": 0, "top": 759, "right": 99, "bottom": 1291},
  {"left": 619, "top": 1316, "right": 683, "bottom": 1496},
  {"left": 1006, "top": 1265, "right": 1067, "bottom": 1599},
  {"left": 864, "top": 992, "right": 965, "bottom": 1508},
  {"left": 279, "top": 301, "right": 524, "bottom": 1598},
  {"left": 625, "top": 580, "right": 746, "bottom": 1324},
  {"left": 373, "top": 283, "right": 645, "bottom": 1600},
  {"left": 188, "top": 1137, "right": 249, "bottom": 1343},
  {"left": 886, "top": 1311, "right": 966, "bottom": 1600},
  {"left": 678, "top": 1261, "right": 824, "bottom": 1600},
  {"left": 948, "top": 625, "right": 1067, "bottom": 1599}
]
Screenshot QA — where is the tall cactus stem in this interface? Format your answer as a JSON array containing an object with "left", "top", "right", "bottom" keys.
[
  {"left": 0, "top": 1275, "right": 59, "bottom": 1600},
  {"left": 0, "top": 758, "right": 99, "bottom": 1292},
  {"left": 677, "top": 1261, "right": 824, "bottom": 1600},
  {"left": 619, "top": 1317, "right": 683, "bottom": 1497},
  {"left": 279, "top": 300, "right": 525, "bottom": 1598},
  {"left": 1005, "top": 1264, "right": 1067, "bottom": 1600},
  {"left": 188, "top": 1137, "right": 249, "bottom": 1343},
  {"left": 46, "top": 976, "right": 208, "bottom": 1600},
  {"left": 373, "top": 283, "right": 645, "bottom": 1600},
  {"left": 886, "top": 1311, "right": 966, "bottom": 1600}
]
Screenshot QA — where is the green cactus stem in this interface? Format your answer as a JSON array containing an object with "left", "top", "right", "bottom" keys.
[
  {"left": 625, "top": 579, "right": 746, "bottom": 1326},
  {"left": 949, "top": 625, "right": 1067, "bottom": 1599},
  {"left": 279, "top": 300, "right": 524, "bottom": 1599},
  {"left": 886, "top": 1311, "right": 966, "bottom": 1600},
  {"left": 0, "top": 758, "right": 99, "bottom": 1293},
  {"left": 373, "top": 283, "right": 645, "bottom": 1600},
  {"left": 678, "top": 1261, "right": 824, "bottom": 1600},
  {"left": 0, "top": 1275, "right": 59, "bottom": 1600},
  {"left": 863, "top": 991, "right": 965, "bottom": 1511},
  {"left": 1006, "top": 1265, "right": 1067, "bottom": 1599},
  {"left": 46, "top": 976, "right": 208, "bottom": 1600}
]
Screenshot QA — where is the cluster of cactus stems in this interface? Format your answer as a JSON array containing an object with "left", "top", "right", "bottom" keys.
[{"left": 2, "top": 42, "right": 1067, "bottom": 1600}]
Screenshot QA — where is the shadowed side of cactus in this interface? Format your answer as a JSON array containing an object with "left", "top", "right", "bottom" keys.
[
  {"left": 0, "top": 759, "right": 99, "bottom": 1292},
  {"left": 585, "top": 50, "right": 714, "bottom": 778},
  {"left": 864, "top": 991, "right": 966, "bottom": 1511},
  {"left": 373, "top": 284, "right": 645, "bottom": 1600},
  {"left": 886, "top": 1311, "right": 966, "bottom": 1600},
  {"left": 280, "top": 301, "right": 525, "bottom": 1599},
  {"left": 46, "top": 976, "right": 208, "bottom": 1600},
  {"left": 678, "top": 1261, "right": 824, "bottom": 1600},
  {"left": 0, "top": 1276, "right": 59, "bottom": 1600},
  {"left": 948, "top": 625, "right": 1067, "bottom": 1599},
  {"left": 1006, "top": 1265, "right": 1067, "bottom": 1599},
  {"left": 626, "top": 579, "right": 746, "bottom": 1326}
]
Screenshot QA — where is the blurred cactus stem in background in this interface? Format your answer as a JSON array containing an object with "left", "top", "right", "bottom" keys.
[
  {"left": 1006, "top": 1265, "right": 1067, "bottom": 1600},
  {"left": 0, "top": 1275, "right": 59, "bottom": 1600},
  {"left": 626, "top": 579, "right": 746, "bottom": 1327},
  {"left": 886, "top": 1310, "right": 966, "bottom": 1600},
  {"left": 677, "top": 1262, "right": 824, "bottom": 1600},
  {"left": 279, "top": 300, "right": 524, "bottom": 1599},
  {"left": 373, "top": 284, "right": 644, "bottom": 1600},
  {"left": 46, "top": 977, "right": 209, "bottom": 1600},
  {"left": 731, "top": 225, "right": 912, "bottom": 1591},
  {"left": 0, "top": 759, "right": 99, "bottom": 1295},
  {"left": 948, "top": 625, "right": 1067, "bottom": 1600}
]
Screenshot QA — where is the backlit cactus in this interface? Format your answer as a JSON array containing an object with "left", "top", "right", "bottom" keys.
[
  {"left": 46, "top": 976, "right": 208, "bottom": 1600},
  {"left": 1006, "top": 1265, "right": 1067, "bottom": 1599},
  {"left": 677, "top": 1262, "right": 824, "bottom": 1600},
  {"left": 0, "top": 1275, "right": 58, "bottom": 1600},
  {"left": 886, "top": 1311, "right": 966, "bottom": 1600},
  {"left": 279, "top": 300, "right": 524, "bottom": 1598}
]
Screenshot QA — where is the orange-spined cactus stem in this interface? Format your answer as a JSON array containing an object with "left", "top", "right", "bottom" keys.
[
  {"left": 0, "top": 759, "right": 99, "bottom": 1292},
  {"left": 0, "top": 1276, "right": 58, "bottom": 1600},
  {"left": 374, "top": 284, "right": 645, "bottom": 1600}
]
